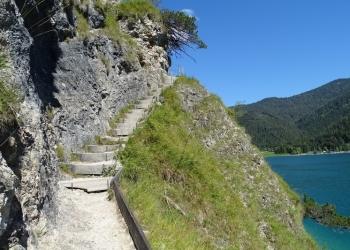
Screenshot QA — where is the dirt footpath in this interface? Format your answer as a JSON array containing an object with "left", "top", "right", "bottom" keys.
[{"left": 37, "top": 186, "right": 135, "bottom": 250}]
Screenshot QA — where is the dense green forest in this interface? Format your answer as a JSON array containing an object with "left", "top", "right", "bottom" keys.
[
  {"left": 275, "top": 114, "right": 350, "bottom": 154},
  {"left": 235, "top": 78, "right": 350, "bottom": 153}
]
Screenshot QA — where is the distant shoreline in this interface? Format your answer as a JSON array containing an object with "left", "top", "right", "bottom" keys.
[{"left": 263, "top": 151, "right": 350, "bottom": 158}]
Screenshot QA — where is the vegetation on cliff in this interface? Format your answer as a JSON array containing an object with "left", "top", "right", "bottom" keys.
[
  {"left": 161, "top": 9, "right": 207, "bottom": 59},
  {"left": 118, "top": 76, "right": 316, "bottom": 249},
  {"left": 0, "top": 36, "right": 18, "bottom": 134},
  {"left": 91, "top": 0, "right": 206, "bottom": 60},
  {"left": 303, "top": 194, "right": 350, "bottom": 228}
]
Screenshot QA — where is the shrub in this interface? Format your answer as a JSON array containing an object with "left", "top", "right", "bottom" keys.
[
  {"left": 0, "top": 39, "right": 19, "bottom": 133},
  {"left": 73, "top": 8, "right": 90, "bottom": 40},
  {"left": 102, "top": 166, "right": 117, "bottom": 177},
  {"left": 107, "top": 188, "right": 115, "bottom": 201},
  {"left": 55, "top": 143, "right": 66, "bottom": 161}
]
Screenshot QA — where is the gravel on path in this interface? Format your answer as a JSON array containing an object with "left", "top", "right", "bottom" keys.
[{"left": 37, "top": 185, "right": 135, "bottom": 250}]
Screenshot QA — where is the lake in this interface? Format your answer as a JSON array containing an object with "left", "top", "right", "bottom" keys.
[{"left": 266, "top": 153, "right": 350, "bottom": 250}]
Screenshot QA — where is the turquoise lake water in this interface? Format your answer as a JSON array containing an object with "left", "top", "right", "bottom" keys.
[{"left": 266, "top": 154, "right": 350, "bottom": 250}]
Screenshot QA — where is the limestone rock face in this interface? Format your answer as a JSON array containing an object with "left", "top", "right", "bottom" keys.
[
  {"left": 0, "top": 0, "right": 170, "bottom": 249},
  {"left": 0, "top": 152, "right": 19, "bottom": 246},
  {"left": 88, "top": 2, "right": 105, "bottom": 29},
  {"left": 119, "top": 15, "right": 169, "bottom": 74}
]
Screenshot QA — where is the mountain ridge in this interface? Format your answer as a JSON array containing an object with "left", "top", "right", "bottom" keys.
[{"left": 236, "top": 78, "right": 350, "bottom": 150}]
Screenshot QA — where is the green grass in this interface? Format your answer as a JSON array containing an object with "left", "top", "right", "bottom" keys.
[
  {"left": 102, "top": 10, "right": 121, "bottom": 44},
  {"left": 102, "top": 166, "right": 117, "bottom": 177},
  {"left": 98, "top": 4, "right": 142, "bottom": 64},
  {"left": 118, "top": 76, "right": 317, "bottom": 249},
  {"left": 113, "top": 0, "right": 161, "bottom": 22},
  {"left": 262, "top": 151, "right": 278, "bottom": 157},
  {"left": 99, "top": 53, "right": 111, "bottom": 74},
  {"left": 55, "top": 143, "right": 66, "bottom": 161},
  {"left": 59, "top": 163, "right": 78, "bottom": 177},
  {"left": 109, "top": 103, "right": 133, "bottom": 128},
  {"left": 46, "top": 106, "right": 54, "bottom": 122},
  {"left": 0, "top": 46, "right": 19, "bottom": 133},
  {"left": 0, "top": 81, "right": 18, "bottom": 132},
  {"left": 96, "top": 0, "right": 160, "bottom": 65},
  {"left": 93, "top": 0, "right": 105, "bottom": 15},
  {"left": 107, "top": 187, "right": 115, "bottom": 201},
  {"left": 73, "top": 8, "right": 90, "bottom": 40},
  {"left": 59, "top": 163, "right": 70, "bottom": 173},
  {"left": 70, "top": 152, "right": 80, "bottom": 161}
]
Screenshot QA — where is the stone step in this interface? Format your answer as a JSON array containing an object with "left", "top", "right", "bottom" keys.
[
  {"left": 110, "top": 128, "right": 133, "bottom": 136},
  {"left": 65, "top": 160, "right": 115, "bottom": 175},
  {"left": 124, "top": 112, "right": 143, "bottom": 120},
  {"left": 127, "top": 108, "right": 145, "bottom": 114},
  {"left": 143, "top": 95, "right": 155, "bottom": 100},
  {"left": 87, "top": 145, "right": 120, "bottom": 153},
  {"left": 59, "top": 177, "right": 113, "bottom": 192},
  {"left": 115, "top": 123, "right": 136, "bottom": 129},
  {"left": 138, "top": 99, "right": 153, "bottom": 105},
  {"left": 134, "top": 103, "right": 149, "bottom": 109},
  {"left": 100, "top": 136, "right": 129, "bottom": 143},
  {"left": 75, "top": 152, "right": 115, "bottom": 162},
  {"left": 120, "top": 117, "right": 139, "bottom": 125},
  {"left": 124, "top": 109, "right": 145, "bottom": 117}
]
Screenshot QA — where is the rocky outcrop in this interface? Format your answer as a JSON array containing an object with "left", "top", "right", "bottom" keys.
[
  {"left": 176, "top": 82, "right": 308, "bottom": 249},
  {"left": 0, "top": 0, "right": 170, "bottom": 249},
  {"left": 0, "top": 152, "right": 21, "bottom": 249}
]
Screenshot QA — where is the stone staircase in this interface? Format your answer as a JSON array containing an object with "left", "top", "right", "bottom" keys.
[
  {"left": 59, "top": 177, "right": 113, "bottom": 193},
  {"left": 58, "top": 85, "right": 165, "bottom": 192}
]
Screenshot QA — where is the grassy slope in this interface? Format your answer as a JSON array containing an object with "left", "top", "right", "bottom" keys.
[{"left": 118, "top": 76, "right": 317, "bottom": 249}]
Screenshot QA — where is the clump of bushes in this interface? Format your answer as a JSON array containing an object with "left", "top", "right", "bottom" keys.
[
  {"left": 55, "top": 143, "right": 66, "bottom": 161},
  {"left": 303, "top": 194, "right": 350, "bottom": 228}
]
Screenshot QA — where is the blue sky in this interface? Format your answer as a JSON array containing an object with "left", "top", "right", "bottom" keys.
[{"left": 160, "top": 0, "right": 350, "bottom": 106}]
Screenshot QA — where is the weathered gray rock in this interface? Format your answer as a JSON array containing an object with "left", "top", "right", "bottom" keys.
[
  {"left": 52, "top": 9, "right": 75, "bottom": 42},
  {"left": 0, "top": 0, "right": 171, "bottom": 248},
  {"left": 88, "top": 3, "right": 105, "bottom": 29},
  {"left": 0, "top": 152, "right": 19, "bottom": 245},
  {"left": 51, "top": 36, "right": 148, "bottom": 152},
  {"left": 0, "top": 0, "right": 17, "bottom": 30}
]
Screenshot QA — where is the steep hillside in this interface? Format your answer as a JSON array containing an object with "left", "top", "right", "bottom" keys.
[
  {"left": 309, "top": 114, "right": 350, "bottom": 151},
  {"left": 236, "top": 78, "right": 350, "bottom": 150},
  {"left": 297, "top": 90, "right": 350, "bottom": 135},
  {"left": 275, "top": 115, "right": 350, "bottom": 154},
  {"left": 119, "top": 76, "right": 317, "bottom": 249}
]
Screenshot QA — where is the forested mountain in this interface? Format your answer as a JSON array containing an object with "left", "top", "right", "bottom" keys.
[
  {"left": 275, "top": 115, "right": 350, "bottom": 154},
  {"left": 297, "top": 90, "right": 350, "bottom": 135},
  {"left": 235, "top": 78, "right": 350, "bottom": 151}
]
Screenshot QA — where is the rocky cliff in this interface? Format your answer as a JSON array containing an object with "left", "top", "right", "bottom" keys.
[{"left": 0, "top": 0, "right": 169, "bottom": 249}]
